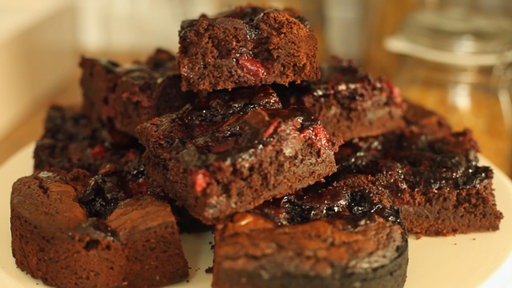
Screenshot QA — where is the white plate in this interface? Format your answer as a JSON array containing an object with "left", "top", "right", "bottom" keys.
[{"left": 1, "top": 144, "right": 511, "bottom": 288}]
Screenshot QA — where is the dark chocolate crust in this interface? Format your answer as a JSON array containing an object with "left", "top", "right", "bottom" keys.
[
  {"left": 137, "top": 103, "right": 337, "bottom": 224},
  {"left": 178, "top": 5, "right": 320, "bottom": 92},
  {"left": 11, "top": 170, "right": 188, "bottom": 288}
]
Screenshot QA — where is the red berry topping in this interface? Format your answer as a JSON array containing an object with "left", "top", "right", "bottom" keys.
[
  {"left": 91, "top": 144, "right": 106, "bottom": 159},
  {"left": 192, "top": 169, "right": 211, "bottom": 193},
  {"left": 263, "top": 119, "right": 281, "bottom": 140},
  {"left": 237, "top": 57, "right": 267, "bottom": 80}
]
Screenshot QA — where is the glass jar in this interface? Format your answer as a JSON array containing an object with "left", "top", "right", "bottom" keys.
[{"left": 385, "top": 3, "right": 512, "bottom": 176}]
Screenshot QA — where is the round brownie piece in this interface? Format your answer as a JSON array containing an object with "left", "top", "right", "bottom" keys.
[
  {"left": 10, "top": 169, "right": 188, "bottom": 288},
  {"left": 212, "top": 178, "right": 408, "bottom": 288}
]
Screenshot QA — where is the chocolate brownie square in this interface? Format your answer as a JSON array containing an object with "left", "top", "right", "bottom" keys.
[
  {"left": 136, "top": 89, "right": 337, "bottom": 223},
  {"left": 212, "top": 177, "right": 408, "bottom": 288},
  {"left": 178, "top": 5, "right": 320, "bottom": 92},
  {"left": 275, "top": 58, "right": 406, "bottom": 147},
  {"left": 80, "top": 49, "right": 195, "bottom": 135},
  {"left": 335, "top": 123, "right": 503, "bottom": 236}
]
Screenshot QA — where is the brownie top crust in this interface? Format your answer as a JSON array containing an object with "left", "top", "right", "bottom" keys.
[
  {"left": 216, "top": 178, "right": 407, "bottom": 279},
  {"left": 336, "top": 129, "right": 491, "bottom": 191},
  {"left": 213, "top": 5, "right": 310, "bottom": 28},
  {"left": 81, "top": 48, "right": 178, "bottom": 89},
  {"left": 139, "top": 106, "right": 330, "bottom": 167},
  {"left": 136, "top": 86, "right": 286, "bottom": 165},
  {"left": 14, "top": 168, "right": 172, "bottom": 229},
  {"left": 281, "top": 58, "right": 404, "bottom": 115},
  {"left": 12, "top": 170, "right": 90, "bottom": 231}
]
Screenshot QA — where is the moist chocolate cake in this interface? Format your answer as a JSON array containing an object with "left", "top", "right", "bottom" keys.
[
  {"left": 274, "top": 58, "right": 406, "bottom": 146},
  {"left": 213, "top": 177, "right": 408, "bottom": 288},
  {"left": 80, "top": 48, "right": 195, "bottom": 135},
  {"left": 136, "top": 97, "right": 337, "bottom": 223},
  {"left": 11, "top": 169, "right": 188, "bottom": 288},
  {"left": 335, "top": 109, "right": 503, "bottom": 236},
  {"left": 178, "top": 5, "right": 320, "bottom": 92}
]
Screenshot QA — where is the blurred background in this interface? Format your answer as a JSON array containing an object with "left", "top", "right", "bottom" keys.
[{"left": 0, "top": 0, "right": 511, "bottom": 176}]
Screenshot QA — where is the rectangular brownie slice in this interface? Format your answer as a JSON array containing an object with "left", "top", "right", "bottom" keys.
[
  {"left": 80, "top": 48, "right": 195, "bottom": 136},
  {"left": 136, "top": 89, "right": 337, "bottom": 224},
  {"left": 212, "top": 176, "right": 408, "bottom": 288},
  {"left": 274, "top": 57, "right": 406, "bottom": 147},
  {"left": 335, "top": 110, "right": 503, "bottom": 236},
  {"left": 178, "top": 5, "right": 320, "bottom": 92}
]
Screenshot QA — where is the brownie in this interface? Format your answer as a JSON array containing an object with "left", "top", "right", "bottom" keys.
[
  {"left": 136, "top": 90, "right": 337, "bottom": 223},
  {"left": 335, "top": 124, "right": 503, "bottom": 236},
  {"left": 212, "top": 178, "right": 408, "bottom": 288},
  {"left": 80, "top": 48, "right": 195, "bottom": 135},
  {"left": 274, "top": 58, "right": 406, "bottom": 146},
  {"left": 34, "top": 105, "right": 142, "bottom": 174},
  {"left": 178, "top": 5, "right": 320, "bottom": 92},
  {"left": 11, "top": 169, "right": 189, "bottom": 288}
]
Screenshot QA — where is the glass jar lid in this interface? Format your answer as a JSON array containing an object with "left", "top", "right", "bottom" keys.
[{"left": 385, "top": 6, "right": 512, "bottom": 66}]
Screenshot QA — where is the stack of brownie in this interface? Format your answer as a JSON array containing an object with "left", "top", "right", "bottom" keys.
[{"left": 10, "top": 4, "right": 502, "bottom": 288}]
